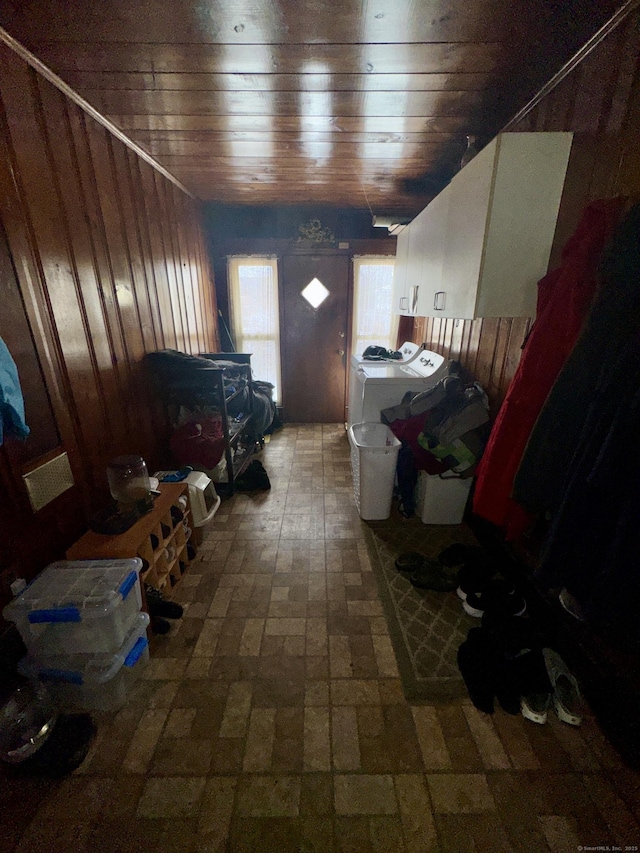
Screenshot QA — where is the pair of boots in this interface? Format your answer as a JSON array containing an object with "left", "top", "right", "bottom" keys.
[
  {"left": 145, "top": 584, "right": 184, "bottom": 635},
  {"left": 457, "top": 612, "right": 551, "bottom": 715}
]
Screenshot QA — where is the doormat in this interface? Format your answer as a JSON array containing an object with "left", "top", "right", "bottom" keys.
[{"left": 363, "top": 520, "right": 479, "bottom": 703}]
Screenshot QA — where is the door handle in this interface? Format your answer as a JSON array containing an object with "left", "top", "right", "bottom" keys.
[
  {"left": 337, "top": 349, "right": 345, "bottom": 356},
  {"left": 409, "top": 285, "right": 419, "bottom": 314},
  {"left": 434, "top": 291, "right": 446, "bottom": 311},
  {"left": 399, "top": 296, "right": 408, "bottom": 311}
]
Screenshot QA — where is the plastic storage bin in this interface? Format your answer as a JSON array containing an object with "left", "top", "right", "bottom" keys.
[
  {"left": 417, "top": 472, "right": 472, "bottom": 524},
  {"left": 348, "top": 423, "right": 401, "bottom": 520},
  {"left": 3, "top": 559, "right": 143, "bottom": 656},
  {"left": 18, "top": 612, "right": 150, "bottom": 712}
]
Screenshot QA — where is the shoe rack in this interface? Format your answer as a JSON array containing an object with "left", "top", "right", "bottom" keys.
[{"left": 66, "top": 483, "right": 195, "bottom": 597}]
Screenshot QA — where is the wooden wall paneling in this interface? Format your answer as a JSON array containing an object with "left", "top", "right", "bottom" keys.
[
  {"left": 456, "top": 318, "right": 473, "bottom": 368},
  {"left": 201, "top": 210, "right": 219, "bottom": 350},
  {"left": 177, "top": 192, "right": 200, "bottom": 353},
  {"left": 65, "top": 104, "right": 134, "bottom": 449},
  {"left": 502, "top": 318, "right": 531, "bottom": 390},
  {"left": 110, "top": 140, "right": 174, "bottom": 465},
  {"left": 470, "top": 318, "right": 499, "bottom": 401},
  {"left": 200, "top": 206, "right": 219, "bottom": 350},
  {"left": 0, "top": 91, "right": 82, "bottom": 496},
  {"left": 157, "top": 168, "right": 187, "bottom": 350},
  {"left": 189, "top": 198, "right": 208, "bottom": 353},
  {"left": 85, "top": 124, "right": 140, "bottom": 373},
  {"left": 194, "top": 204, "right": 219, "bottom": 353},
  {"left": 0, "top": 59, "right": 101, "bottom": 494},
  {"left": 604, "top": 16, "right": 640, "bottom": 136},
  {"left": 443, "top": 318, "right": 455, "bottom": 354},
  {"left": 125, "top": 148, "right": 166, "bottom": 352},
  {"left": 85, "top": 124, "right": 159, "bottom": 463},
  {"left": 485, "top": 317, "right": 512, "bottom": 408},
  {"left": 139, "top": 164, "right": 179, "bottom": 351},
  {"left": 155, "top": 174, "right": 188, "bottom": 351},
  {"left": 174, "top": 187, "right": 201, "bottom": 354},
  {"left": 463, "top": 319, "right": 484, "bottom": 380},
  {"left": 0, "top": 44, "right": 220, "bottom": 599},
  {"left": 413, "top": 317, "right": 428, "bottom": 349},
  {"left": 545, "top": 72, "right": 579, "bottom": 131},
  {"left": 449, "top": 318, "right": 465, "bottom": 362},
  {"left": 168, "top": 183, "right": 193, "bottom": 353},
  {"left": 612, "top": 60, "right": 640, "bottom": 196},
  {"left": 190, "top": 205, "right": 208, "bottom": 353},
  {"left": 428, "top": 318, "right": 439, "bottom": 350},
  {"left": 110, "top": 137, "right": 159, "bottom": 356},
  {"left": 570, "top": 25, "right": 622, "bottom": 133},
  {"left": 396, "top": 315, "right": 414, "bottom": 349},
  {"left": 35, "top": 81, "right": 121, "bottom": 473}
]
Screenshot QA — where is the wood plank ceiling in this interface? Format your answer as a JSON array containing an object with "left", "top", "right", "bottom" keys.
[{"left": 0, "top": 0, "right": 631, "bottom": 214}]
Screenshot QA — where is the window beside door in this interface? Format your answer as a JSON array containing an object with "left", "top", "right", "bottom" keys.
[
  {"left": 227, "top": 257, "right": 282, "bottom": 403},
  {"left": 351, "top": 257, "right": 398, "bottom": 355}
]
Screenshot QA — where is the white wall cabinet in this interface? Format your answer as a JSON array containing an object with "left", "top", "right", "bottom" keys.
[
  {"left": 392, "top": 224, "right": 418, "bottom": 315},
  {"left": 393, "top": 132, "right": 573, "bottom": 319}
]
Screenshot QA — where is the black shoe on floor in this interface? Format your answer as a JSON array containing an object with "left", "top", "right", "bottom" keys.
[
  {"left": 463, "top": 580, "right": 526, "bottom": 619},
  {"left": 146, "top": 585, "right": 184, "bottom": 620},
  {"left": 410, "top": 561, "right": 458, "bottom": 591},
  {"left": 395, "top": 552, "right": 428, "bottom": 573},
  {"left": 456, "top": 562, "right": 496, "bottom": 601},
  {"left": 234, "top": 460, "right": 271, "bottom": 490},
  {"left": 151, "top": 616, "right": 171, "bottom": 635},
  {"left": 457, "top": 628, "right": 497, "bottom": 714}
]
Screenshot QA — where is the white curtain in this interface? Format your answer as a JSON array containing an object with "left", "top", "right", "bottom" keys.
[
  {"left": 227, "top": 257, "right": 282, "bottom": 403},
  {"left": 352, "top": 257, "right": 399, "bottom": 355}
]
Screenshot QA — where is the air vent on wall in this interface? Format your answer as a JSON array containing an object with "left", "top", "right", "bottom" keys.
[{"left": 22, "top": 451, "right": 75, "bottom": 512}]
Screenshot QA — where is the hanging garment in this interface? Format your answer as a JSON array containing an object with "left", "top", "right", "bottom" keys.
[
  {"left": 513, "top": 203, "right": 640, "bottom": 636},
  {"left": 531, "top": 352, "right": 640, "bottom": 638},
  {"left": 514, "top": 201, "right": 640, "bottom": 514},
  {"left": 471, "top": 197, "right": 627, "bottom": 539},
  {"left": 0, "top": 336, "right": 29, "bottom": 444}
]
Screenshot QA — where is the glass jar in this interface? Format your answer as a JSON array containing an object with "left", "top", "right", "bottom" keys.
[{"left": 107, "top": 455, "right": 151, "bottom": 508}]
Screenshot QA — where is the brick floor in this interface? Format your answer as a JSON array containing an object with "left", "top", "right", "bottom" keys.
[{"left": 2, "top": 424, "right": 640, "bottom": 852}]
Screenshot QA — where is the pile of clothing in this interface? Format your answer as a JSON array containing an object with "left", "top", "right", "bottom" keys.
[{"left": 382, "top": 372, "right": 491, "bottom": 517}]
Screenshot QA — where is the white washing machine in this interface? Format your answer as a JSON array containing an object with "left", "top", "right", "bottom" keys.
[{"left": 347, "top": 344, "right": 451, "bottom": 428}]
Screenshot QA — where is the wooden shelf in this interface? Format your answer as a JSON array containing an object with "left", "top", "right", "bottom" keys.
[{"left": 66, "top": 483, "right": 194, "bottom": 598}]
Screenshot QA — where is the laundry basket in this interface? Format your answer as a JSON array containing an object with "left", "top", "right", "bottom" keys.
[
  {"left": 348, "top": 423, "right": 401, "bottom": 520},
  {"left": 416, "top": 471, "right": 473, "bottom": 524}
]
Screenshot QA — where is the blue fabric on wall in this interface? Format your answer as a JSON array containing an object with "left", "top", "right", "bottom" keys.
[{"left": 0, "top": 336, "right": 30, "bottom": 444}]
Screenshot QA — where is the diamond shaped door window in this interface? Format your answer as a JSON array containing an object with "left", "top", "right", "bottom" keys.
[{"left": 301, "top": 277, "right": 329, "bottom": 309}]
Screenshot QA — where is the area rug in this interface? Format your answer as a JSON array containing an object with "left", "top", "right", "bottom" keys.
[{"left": 363, "top": 518, "right": 479, "bottom": 703}]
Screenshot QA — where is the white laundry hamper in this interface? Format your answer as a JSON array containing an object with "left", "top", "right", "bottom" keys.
[
  {"left": 416, "top": 471, "right": 473, "bottom": 524},
  {"left": 348, "top": 423, "right": 401, "bottom": 520}
]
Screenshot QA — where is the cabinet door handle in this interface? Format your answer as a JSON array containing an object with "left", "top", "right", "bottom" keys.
[
  {"left": 434, "top": 291, "right": 446, "bottom": 311},
  {"left": 409, "top": 286, "right": 419, "bottom": 314},
  {"left": 399, "top": 296, "right": 408, "bottom": 311}
]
